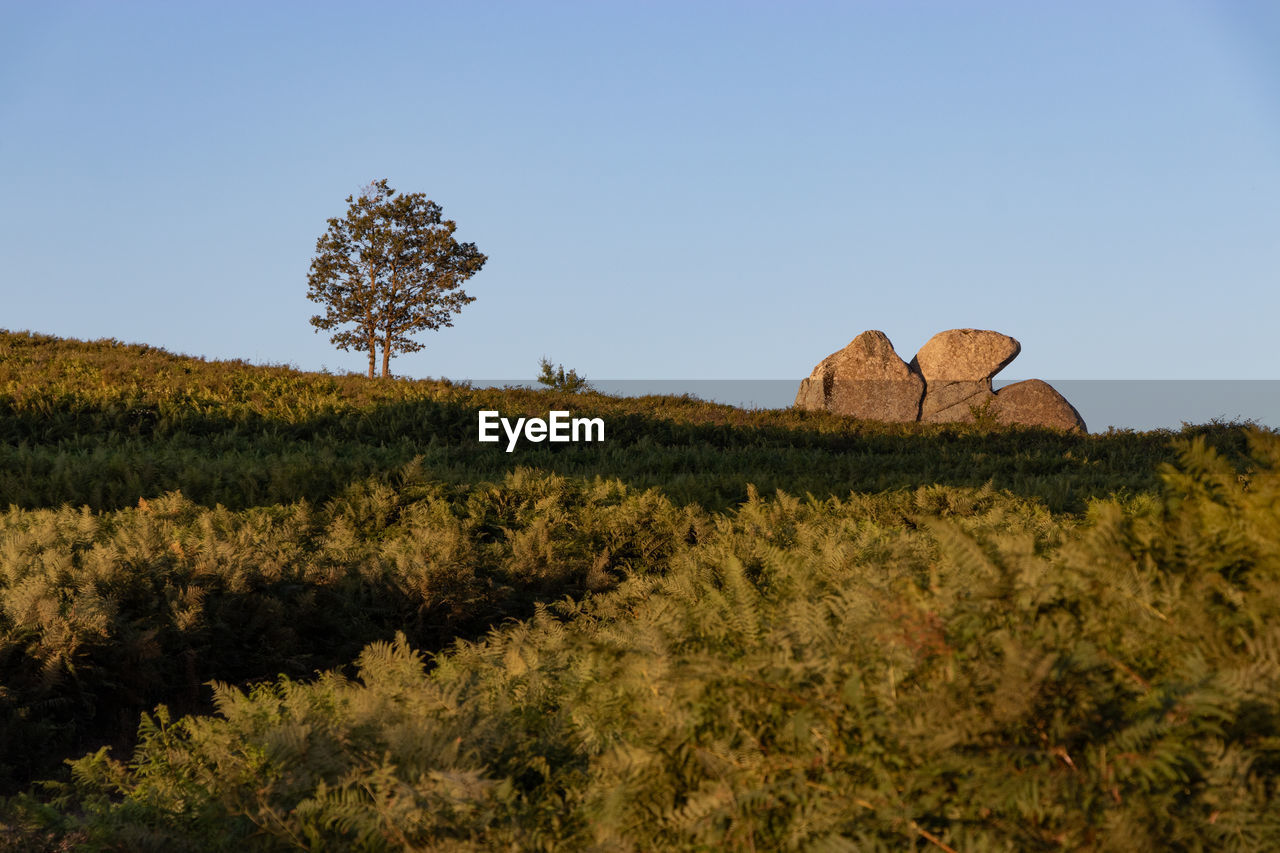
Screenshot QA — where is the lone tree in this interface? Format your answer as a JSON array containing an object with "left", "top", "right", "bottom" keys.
[{"left": 307, "top": 179, "right": 486, "bottom": 378}]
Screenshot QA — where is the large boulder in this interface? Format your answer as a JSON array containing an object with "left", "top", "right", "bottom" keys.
[
  {"left": 910, "top": 329, "right": 1020, "bottom": 423},
  {"left": 795, "top": 328, "right": 1088, "bottom": 431},
  {"left": 992, "top": 379, "right": 1087, "bottom": 432},
  {"left": 794, "top": 330, "right": 923, "bottom": 422}
]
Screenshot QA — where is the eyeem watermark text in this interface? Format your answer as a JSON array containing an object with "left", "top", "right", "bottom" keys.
[{"left": 478, "top": 410, "right": 605, "bottom": 452}]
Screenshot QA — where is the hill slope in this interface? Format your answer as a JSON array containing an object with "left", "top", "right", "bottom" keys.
[
  {"left": 0, "top": 329, "right": 1248, "bottom": 514},
  {"left": 2, "top": 330, "right": 1277, "bottom": 850}
]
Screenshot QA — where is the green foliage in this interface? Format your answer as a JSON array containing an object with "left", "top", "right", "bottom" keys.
[
  {"left": 969, "top": 395, "right": 1002, "bottom": 430},
  {"left": 0, "top": 464, "right": 700, "bottom": 797},
  {"left": 536, "top": 357, "right": 591, "bottom": 393},
  {"left": 2, "top": 331, "right": 1279, "bottom": 849},
  {"left": 0, "top": 330, "right": 1247, "bottom": 517},
  {"left": 4, "top": 433, "right": 1280, "bottom": 848},
  {"left": 306, "top": 180, "right": 486, "bottom": 379}
]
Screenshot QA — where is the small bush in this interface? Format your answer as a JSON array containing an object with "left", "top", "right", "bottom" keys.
[{"left": 536, "top": 356, "right": 591, "bottom": 393}]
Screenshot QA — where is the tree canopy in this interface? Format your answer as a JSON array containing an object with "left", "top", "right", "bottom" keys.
[{"left": 307, "top": 180, "right": 486, "bottom": 378}]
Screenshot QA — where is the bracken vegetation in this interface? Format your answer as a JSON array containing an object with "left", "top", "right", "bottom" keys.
[{"left": 1, "top": 329, "right": 1277, "bottom": 850}]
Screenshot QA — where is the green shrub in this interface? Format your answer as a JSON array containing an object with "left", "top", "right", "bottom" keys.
[
  {"left": 3, "top": 331, "right": 1277, "bottom": 849},
  {"left": 0, "top": 465, "right": 700, "bottom": 796},
  {"left": 536, "top": 357, "right": 591, "bottom": 393},
  {"left": 6, "top": 432, "right": 1279, "bottom": 849}
]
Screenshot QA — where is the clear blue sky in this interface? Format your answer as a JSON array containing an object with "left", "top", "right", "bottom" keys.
[{"left": 3, "top": 1, "right": 1278, "bottom": 382}]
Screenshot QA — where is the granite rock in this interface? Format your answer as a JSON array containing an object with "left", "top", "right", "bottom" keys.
[
  {"left": 794, "top": 330, "right": 924, "bottom": 422},
  {"left": 993, "top": 379, "right": 1087, "bottom": 432},
  {"left": 796, "top": 328, "right": 1087, "bottom": 431},
  {"left": 911, "top": 329, "right": 1020, "bottom": 423}
]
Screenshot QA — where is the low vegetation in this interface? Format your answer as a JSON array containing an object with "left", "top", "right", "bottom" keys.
[{"left": 1, "top": 330, "right": 1276, "bottom": 850}]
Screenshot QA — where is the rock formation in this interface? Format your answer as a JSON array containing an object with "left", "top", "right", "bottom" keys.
[
  {"left": 991, "top": 379, "right": 1086, "bottom": 432},
  {"left": 910, "top": 329, "right": 1020, "bottom": 424},
  {"left": 794, "top": 330, "right": 923, "bottom": 422},
  {"left": 796, "top": 329, "right": 1086, "bottom": 432}
]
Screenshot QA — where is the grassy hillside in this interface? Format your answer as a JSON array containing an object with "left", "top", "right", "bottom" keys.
[
  {"left": 0, "top": 329, "right": 1250, "bottom": 514},
  {"left": 2, "top": 330, "right": 1277, "bottom": 850}
]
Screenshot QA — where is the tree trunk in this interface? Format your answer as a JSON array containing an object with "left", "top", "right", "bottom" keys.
[
  {"left": 367, "top": 343, "right": 376, "bottom": 379},
  {"left": 381, "top": 336, "right": 392, "bottom": 378}
]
